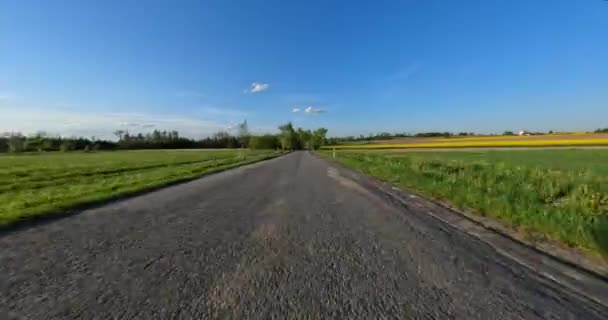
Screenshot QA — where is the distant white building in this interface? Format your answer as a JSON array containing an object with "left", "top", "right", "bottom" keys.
[{"left": 518, "top": 130, "right": 530, "bottom": 136}]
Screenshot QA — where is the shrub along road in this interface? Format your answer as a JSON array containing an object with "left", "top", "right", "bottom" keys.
[{"left": 1, "top": 152, "right": 607, "bottom": 319}]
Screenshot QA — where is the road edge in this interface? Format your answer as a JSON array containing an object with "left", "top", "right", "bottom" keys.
[
  {"left": 314, "top": 152, "right": 608, "bottom": 309},
  {"left": 0, "top": 151, "right": 287, "bottom": 235}
]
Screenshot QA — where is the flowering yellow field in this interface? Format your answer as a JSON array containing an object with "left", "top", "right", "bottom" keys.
[
  {"left": 325, "top": 134, "right": 608, "bottom": 149},
  {"left": 428, "top": 133, "right": 590, "bottom": 142}
]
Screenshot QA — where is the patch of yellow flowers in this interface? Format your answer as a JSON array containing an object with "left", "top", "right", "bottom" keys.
[{"left": 325, "top": 138, "right": 608, "bottom": 149}]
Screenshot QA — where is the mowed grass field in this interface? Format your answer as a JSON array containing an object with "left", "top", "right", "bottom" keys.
[
  {"left": 318, "top": 149, "right": 608, "bottom": 257},
  {"left": 326, "top": 133, "right": 608, "bottom": 149},
  {"left": 0, "top": 150, "right": 282, "bottom": 226}
]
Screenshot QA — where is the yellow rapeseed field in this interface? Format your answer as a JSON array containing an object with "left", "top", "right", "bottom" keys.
[
  {"left": 429, "top": 133, "right": 589, "bottom": 142},
  {"left": 325, "top": 137, "right": 608, "bottom": 149}
]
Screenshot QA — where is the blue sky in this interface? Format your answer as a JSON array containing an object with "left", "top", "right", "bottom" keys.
[{"left": 1, "top": 0, "right": 607, "bottom": 139}]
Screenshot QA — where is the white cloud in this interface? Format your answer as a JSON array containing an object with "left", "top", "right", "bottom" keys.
[
  {"left": 291, "top": 106, "right": 326, "bottom": 115},
  {"left": 304, "top": 106, "right": 325, "bottom": 114},
  {"left": 118, "top": 122, "right": 141, "bottom": 127},
  {"left": 0, "top": 106, "right": 234, "bottom": 140},
  {"left": 62, "top": 122, "right": 81, "bottom": 128},
  {"left": 225, "top": 121, "right": 247, "bottom": 132},
  {"left": 245, "top": 82, "right": 270, "bottom": 94}
]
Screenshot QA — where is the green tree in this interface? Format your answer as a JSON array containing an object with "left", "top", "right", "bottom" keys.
[
  {"left": 278, "top": 122, "right": 297, "bottom": 150},
  {"left": 237, "top": 120, "right": 250, "bottom": 148},
  {"left": 114, "top": 130, "right": 125, "bottom": 141},
  {"left": 249, "top": 134, "right": 279, "bottom": 150},
  {"left": 276, "top": 123, "right": 327, "bottom": 150},
  {"left": 8, "top": 135, "right": 25, "bottom": 153},
  {"left": 60, "top": 141, "right": 74, "bottom": 152},
  {"left": 297, "top": 128, "right": 312, "bottom": 150},
  {"left": 311, "top": 128, "right": 328, "bottom": 149}
]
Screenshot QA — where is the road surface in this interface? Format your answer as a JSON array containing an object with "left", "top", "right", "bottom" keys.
[{"left": 1, "top": 152, "right": 606, "bottom": 319}]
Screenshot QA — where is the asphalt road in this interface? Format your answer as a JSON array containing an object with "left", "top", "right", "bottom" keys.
[{"left": 1, "top": 151, "right": 607, "bottom": 319}]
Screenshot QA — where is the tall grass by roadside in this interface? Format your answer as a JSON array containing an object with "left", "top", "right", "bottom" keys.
[
  {"left": 318, "top": 150, "right": 608, "bottom": 256},
  {"left": 0, "top": 150, "right": 282, "bottom": 226}
]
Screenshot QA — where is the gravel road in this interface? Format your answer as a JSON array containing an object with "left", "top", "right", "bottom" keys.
[{"left": 1, "top": 151, "right": 607, "bottom": 319}]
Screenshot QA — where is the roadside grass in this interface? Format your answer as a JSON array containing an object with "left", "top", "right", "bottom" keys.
[
  {"left": 0, "top": 150, "right": 282, "bottom": 226},
  {"left": 318, "top": 150, "right": 608, "bottom": 257}
]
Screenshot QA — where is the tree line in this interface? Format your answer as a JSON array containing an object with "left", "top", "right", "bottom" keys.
[
  {"left": 3, "top": 125, "right": 606, "bottom": 153},
  {"left": 0, "top": 121, "right": 328, "bottom": 153},
  {"left": 329, "top": 131, "right": 472, "bottom": 143},
  {"left": 0, "top": 132, "right": 115, "bottom": 153}
]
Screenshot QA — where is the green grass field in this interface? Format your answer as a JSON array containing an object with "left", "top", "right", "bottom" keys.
[
  {"left": 0, "top": 150, "right": 281, "bottom": 226},
  {"left": 318, "top": 150, "right": 608, "bottom": 257}
]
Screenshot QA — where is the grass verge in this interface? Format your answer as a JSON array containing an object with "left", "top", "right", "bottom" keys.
[
  {"left": 318, "top": 150, "right": 608, "bottom": 257},
  {"left": 0, "top": 150, "right": 282, "bottom": 226}
]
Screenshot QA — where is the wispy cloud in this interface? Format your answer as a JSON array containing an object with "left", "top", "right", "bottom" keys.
[
  {"left": 0, "top": 106, "right": 234, "bottom": 140},
  {"left": 0, "top": 92, "right": 14, "bottom": 100},
  {"left": 61, "top": 121, "right": 81, "bottom": 128},
  {"left": 244, "top": 82, "right": 270, "bottom": 94},
  {"left": 117, "top": 122, "right": 141, "bottom": 127},
  {"left": 291, "top": 107, "right": 326, "bottom": 114},
  {"left": 293, "top": 106, "right": 325, "bottom": 114},
  {"left": 305, "top": 106, "right": 325, "bottom": 114}
]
